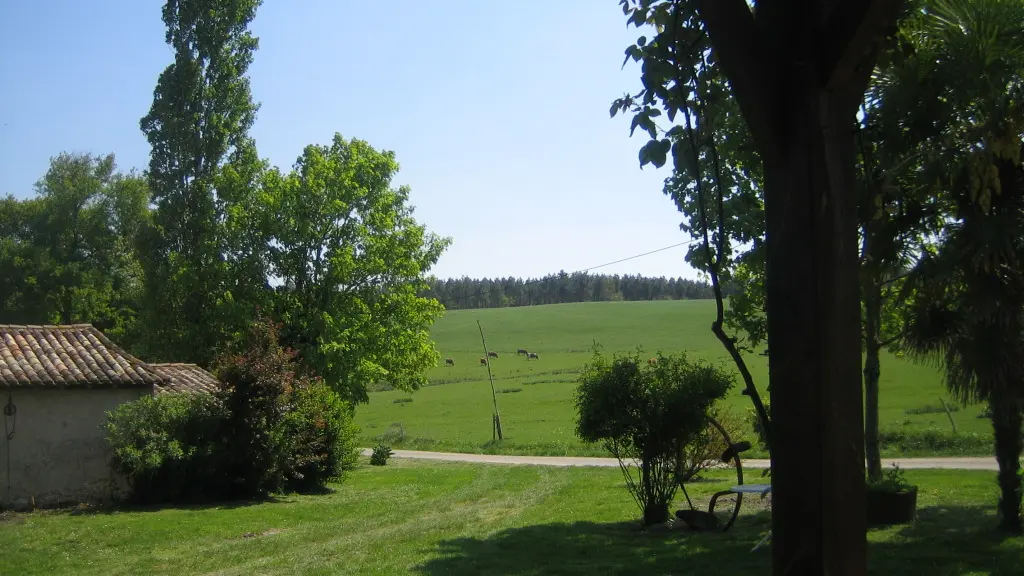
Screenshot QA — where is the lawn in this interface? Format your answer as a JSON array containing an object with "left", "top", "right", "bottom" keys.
[
  {"left": 356, "top": 301, "right": 993, "bottom": 457},
  {"left": 0, "top": 459, "right": 1019, "bottom": 575}
]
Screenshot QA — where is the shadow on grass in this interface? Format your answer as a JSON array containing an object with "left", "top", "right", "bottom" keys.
[
  {"left": 868, "top": 505, "right": 1023, "bottom": 575},
  {"left": 62, "top": 494, "right": 292, "bottom": 516},
  {"left": 414, "top": 506, "right": 1023, "bottom": 575},
  {"left": 17, "top": 488, "right": 322, "bottom": 517},
  {"left": 415, "top": 514, "right": 773, "bottom": 576}
]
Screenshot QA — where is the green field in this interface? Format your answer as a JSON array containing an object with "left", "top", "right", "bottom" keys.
[
  {"left": 0, "top": 459, "right": 1017, "bottom": 575},
  {"left": 356, "top": 301, "right": 993, "bottom": 457}
]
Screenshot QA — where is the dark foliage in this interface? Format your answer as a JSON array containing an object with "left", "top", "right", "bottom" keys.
[{"left": 422, "top": 273, "right": 718, "bottom": 310}]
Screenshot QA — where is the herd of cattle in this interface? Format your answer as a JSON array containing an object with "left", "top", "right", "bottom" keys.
[
  {"left": 443, "top": 348, "right": 539, "bottom": 367},
  {"left": 441, "top": 352, "right": 658, "bottom": 368}
]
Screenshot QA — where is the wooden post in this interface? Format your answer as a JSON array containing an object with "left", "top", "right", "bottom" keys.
[{"left": 477, "top": 321, "right": 503, "bottom": 441}]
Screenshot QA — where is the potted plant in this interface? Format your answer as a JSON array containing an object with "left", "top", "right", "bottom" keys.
[{"left": 866, "top": 464, "right": 918, "bottom": 526}]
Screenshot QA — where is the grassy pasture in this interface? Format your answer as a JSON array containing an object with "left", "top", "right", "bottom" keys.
[
  {"left": 356, "top": 301, "right": 993, "bottom": 457},
  {"left": 0, "top": 459, "right": 1017, "bottom": 575}
]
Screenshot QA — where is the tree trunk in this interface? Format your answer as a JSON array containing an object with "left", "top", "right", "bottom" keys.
[
  {"left": 697, "top": 2, "right": 900, "bottom": 573},
  {"left": 863, "top": 281, "right": 883, "bottom": 483},
  {"left": 991, "top": 396, "right": 1023, "bottom": 533},
  {"left": 761, "top": 90, "right": 867, "bottom": 576}
]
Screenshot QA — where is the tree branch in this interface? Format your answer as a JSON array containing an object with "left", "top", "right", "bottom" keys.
[
  {"left": 879, "top": 269, "right": 910, "bottom": 287},
  {"left": 694, "top": 0, "right": 776, "bottom": 151},
  {"left": 821, "top": 0, "right": 904, "bottom": 102}
]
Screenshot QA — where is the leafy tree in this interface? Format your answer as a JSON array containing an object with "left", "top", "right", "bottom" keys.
[
  {"left": 899, "top": 0, "right": 1024, "bottom": 533},
  {"left": 610, "top": 0, "right": 770, "bottom": 463},
  {"left": 575, "top": 348, "right": 732, "bottom": 526},
  {"left": 855, "top": 13, "right": 952, "bottom": 480},
  {"left": 0, "top": 152, "right": 149, "bottom": 343},
  {"left": 266, "top": 134, "right": 451, "bottom": 405},
  {"left": 138, "top": 0, "right": 266, "bottom": 365}
]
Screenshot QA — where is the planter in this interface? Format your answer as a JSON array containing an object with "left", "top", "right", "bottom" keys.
[{"left": 866, "top": 485, "right": 918, "bottom": 526}]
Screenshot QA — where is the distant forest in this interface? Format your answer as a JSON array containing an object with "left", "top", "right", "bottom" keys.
[{"left": 422, "top": 272, "right": 718, "bottom": 310}]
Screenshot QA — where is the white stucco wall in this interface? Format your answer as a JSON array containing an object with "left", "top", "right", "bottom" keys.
[{"left": 0, "top": 387, "right": 148, "bottom": 509}]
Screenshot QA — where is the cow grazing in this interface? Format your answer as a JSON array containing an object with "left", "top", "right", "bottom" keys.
[
  {"left": 480, "top": 357, "right": 488, "bottom": 366},
  {"left": 445, "top": 357, "right": 455, "bottom": 367},
  {"left": 488, "top": 351, "right": 499, "bottom": 358},
  {"left": 527, "top": 352, "right": 539, "bottom": 360},
  {"left": 517, "top": 348, "right": 528, "bottom": 355}
]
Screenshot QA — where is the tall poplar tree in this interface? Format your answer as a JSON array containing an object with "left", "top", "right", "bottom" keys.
[{"left": 138, "top": 0, "right": 265, "bottom": 364}]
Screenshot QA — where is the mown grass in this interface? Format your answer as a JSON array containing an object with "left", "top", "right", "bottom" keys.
[
  {"left": 356, "top": 301, "right": 993, "bottom": 457},
  {"left": 0, "top": 459, "right": 1018, "bottom": 575}
]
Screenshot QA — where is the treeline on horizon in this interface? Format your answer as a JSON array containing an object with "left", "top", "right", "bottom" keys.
[{"left": 421, "top": 272, "right": 720, "bottom": 310}]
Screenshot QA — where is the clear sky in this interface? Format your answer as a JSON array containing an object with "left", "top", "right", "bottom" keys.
[{"left": 0, "top": 0, "right": 701, "bottom": 281}]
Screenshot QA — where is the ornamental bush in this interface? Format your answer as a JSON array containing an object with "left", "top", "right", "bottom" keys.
[{"left": 575, "top": 348, "right": 733, "bottom": 526}]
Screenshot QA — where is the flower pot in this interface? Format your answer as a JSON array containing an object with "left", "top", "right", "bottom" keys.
[{"left": 866, "top": 485, "right": 918, "bottom": 526}]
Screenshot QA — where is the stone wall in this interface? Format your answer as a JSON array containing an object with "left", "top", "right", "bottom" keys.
[{"left": 0, "top": 388, "right": 148, "bottom": 509}]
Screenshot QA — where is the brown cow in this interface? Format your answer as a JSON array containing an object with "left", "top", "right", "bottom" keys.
[
  {"left": 480, "top": 357, "right": 488, "bottom": 366},
  {"left": 648, "top": 357, "right": 657, "bottom": 366}
]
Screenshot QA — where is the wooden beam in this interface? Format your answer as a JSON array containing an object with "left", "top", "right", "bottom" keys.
[
  {"left": 821, "top": 0, "right": 904, "bottom": 100},
  {"left": 695, "top": 0, "right": 778, "bottom": 154}
]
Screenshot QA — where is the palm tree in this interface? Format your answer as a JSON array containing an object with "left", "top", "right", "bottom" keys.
[{"left": 898, "top": 0, "right": 1024, "bottom": 532}]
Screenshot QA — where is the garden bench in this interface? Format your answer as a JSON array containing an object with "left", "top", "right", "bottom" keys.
[
  {"left": 709, "top": 482, "right": 772, "bottom": 552},
  {"left": 675, "top": 428, "right": 773, "bottom": 553}
]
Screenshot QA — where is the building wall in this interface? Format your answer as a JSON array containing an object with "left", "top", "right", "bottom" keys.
[{"left": 0, "top": 388, "right": 148, "bottom": 509}]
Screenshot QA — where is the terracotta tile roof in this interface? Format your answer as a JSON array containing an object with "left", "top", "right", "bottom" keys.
[
  {"left": 150, "top": 363, "right": 221, "bottom": 395},
  {"left": 0, "top": 324, "right": 165, "bottom": 389}
]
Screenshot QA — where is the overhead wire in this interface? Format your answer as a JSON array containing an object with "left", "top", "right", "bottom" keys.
[{"left": 434, "top": 239, "right": 701, "bottom": 306}]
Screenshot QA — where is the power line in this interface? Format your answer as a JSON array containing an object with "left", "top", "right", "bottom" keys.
[{"left": 576, "top": 240, "right": 696, "bottom": 274}]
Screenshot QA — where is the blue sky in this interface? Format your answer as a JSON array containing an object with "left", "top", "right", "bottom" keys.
[{"left": 0, "top": 0, "right": 700, "bottom": 281}]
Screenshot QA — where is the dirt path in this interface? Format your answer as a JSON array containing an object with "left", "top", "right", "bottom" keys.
[{"left": 360, "top": 449, "right": 999, "bottom": 471}]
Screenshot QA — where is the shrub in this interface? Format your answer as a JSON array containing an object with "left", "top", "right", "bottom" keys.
[
  {"left": 370, "top": 444, "right": 394, "bottom": 466},
  {"left": 104, "top": 392, "right": 226, "bottom": 503},
  {"left": 868, "top": 463, "right": 914, "bottom": 492},
  {"left": 212, "top": 318, "right": 300, "bottom": 499},
  {"left": 877, "top": 427, "right": 994, "bottom": 454},
  {"left": 280, "top": 379, "right": 360, "bottom": 492},
  {"left": 575, "top": 349, "right": 733, "bottom": 526},
  {"left": 107, "top": 317, "right": 361, "bottom": 503},
  {"left": 374, "top": 422, "right": 407, "bottom": 445}
]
